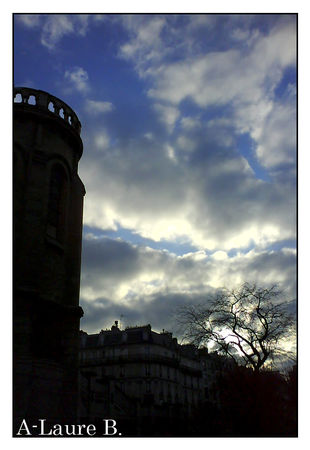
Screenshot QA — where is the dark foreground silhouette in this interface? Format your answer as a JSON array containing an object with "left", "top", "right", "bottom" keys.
[
  {"left": 187, "top": 365, "right": 297, "bottom": 437},
  {"left": 80, "top": 366, "right": 297, "bottom": 438}
]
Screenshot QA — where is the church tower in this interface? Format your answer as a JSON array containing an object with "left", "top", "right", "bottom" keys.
[{"left": 13, "top": 87, "right": 85, "bottom": 432}]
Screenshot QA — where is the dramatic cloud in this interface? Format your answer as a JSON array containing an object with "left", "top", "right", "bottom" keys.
[
  {"left": 80, "top": 113, "right": 295, "bottom": 251},
  {"left": 80, "top": 234, "right": 296, "bottom": 334},
  {"left": 14, "top": 14, "right": 296, "bottom": 338}
]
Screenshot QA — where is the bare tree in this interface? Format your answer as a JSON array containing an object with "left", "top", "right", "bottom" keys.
[{"left": 177, "top": 283, "right": 295, "bottom": 372}]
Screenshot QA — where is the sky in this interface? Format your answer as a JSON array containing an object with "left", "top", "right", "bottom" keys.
[{"left": 13, "top": 13, "right": 297, "bottom": 337}]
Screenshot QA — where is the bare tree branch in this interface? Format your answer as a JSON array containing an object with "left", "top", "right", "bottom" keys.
[{"left": 176, "top": 282, "right": 296, "bottom": 372}]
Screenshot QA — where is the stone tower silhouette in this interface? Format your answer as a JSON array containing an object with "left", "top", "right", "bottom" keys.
[{"left": 13, "top": 87, "right": 85, "bottom": 432}]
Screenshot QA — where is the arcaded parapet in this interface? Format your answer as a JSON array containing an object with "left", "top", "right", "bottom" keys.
[{"left": 14, "top": 86, "right": 81, "bottom": 134}]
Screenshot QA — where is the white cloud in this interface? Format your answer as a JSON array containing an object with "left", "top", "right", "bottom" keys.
[
  {"left": 64, "top": 67, "right": 90, "bottom": 94},
  {"left": 41, "top": 15, "right": 74, "bottom": 49},
  {"left": 180, "top": 117, "right": 200, "bottom": 130},
  {"left": 175, "top": 135, "right": 196, "bottom": 156},
  {"left": 40, "top": 15, "right": 90, "bottom": 49},
  {"left": 85, "top": 99, "right": 114, "bottom": 114},
  {"left": 75, "top": 15, "right": 90, "bottom": 36},
  {"left": 17, "top": 14, "right": 41, "bottom": 28},
  {"left": 148, "top": 50, "right": 243, "bottom": 106},
  {"left": 255, "top": 92, "right": 296, "bottom": 168},
  {"left": 187, "top": 14, "right": 215, "bottom": 30},
  {"left": 119, "top": 16, "right": 296, "bottom": 175},
  {"left": 147, "top": 19, "right": 295, "bottom": 109},
  {"left": 212, "top": 251, "right": 228, "bottom": 261},
  {"left": 119, "top": 15, "right": 167, "bottom": 74},
  {"left": 17, "top": 14, "right": 92, "bottom": 50},
  {"left": 153, "top": 103, "right": 180, "bottom": 132},
  {"left": 165, "top": 145, "right": 177, "bottom": 163},
  {"left": 144, "top": 133, "right": 154, "bottom": 140},
  {"left": 94, "top": 131, "right": 110, "bottom": 151}
]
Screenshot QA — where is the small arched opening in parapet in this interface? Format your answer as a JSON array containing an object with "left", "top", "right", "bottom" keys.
[
  {"left": 47, "top": 163, "right": 69, "bottom": 243},
  {"left": 59, "top": 108, "right": 65, "bottom": 119},
  {"left": 48, "top": 101, "right": 55, "bottom": 113},
  {"left": 28, "top": 95, "right": 36, "bottom": 105},
  {"left": 14, "top": 93, "right": 22, "bottom": 103},
  {"left": 68, "top": 115, "right": 72, "bottom": 125}
]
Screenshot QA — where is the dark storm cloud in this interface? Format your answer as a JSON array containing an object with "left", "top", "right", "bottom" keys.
[
  {"left": 81, "top": 235, "right": 171, "bottom": 281},
  {"left": 241, "top": 249, "right": 296, "bottom": 298},
  {"left": 80, "top": 296, "right": 140, "bottom": 333},
  {"left": 80, "top": 291, "right": 215, "bottom": 336},
  {"left": 81, "top": 236, "right": 141, "bottom": 279},
  {"left": 80, "top": 234, "right": 296, "bottom": 334}
]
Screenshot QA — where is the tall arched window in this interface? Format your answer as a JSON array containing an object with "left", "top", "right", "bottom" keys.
[{"left": 47, "top": 164, "right": 68, "bottom": 241}]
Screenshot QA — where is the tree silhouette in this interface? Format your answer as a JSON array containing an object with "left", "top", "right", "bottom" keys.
[{"left": 177, "top": 283, "right": 295, "bottom": 372}]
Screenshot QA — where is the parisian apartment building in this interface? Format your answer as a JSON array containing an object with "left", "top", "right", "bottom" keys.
[{"left": 79, "top": 321, "right": 233, "bottom": 435}]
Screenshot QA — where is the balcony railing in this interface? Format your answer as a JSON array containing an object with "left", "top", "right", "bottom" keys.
[{"left": 14, "top": 86, "right": 81, "bottom": 135}]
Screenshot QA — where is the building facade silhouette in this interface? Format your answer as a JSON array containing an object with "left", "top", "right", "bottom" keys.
[
  {"left": 13, "top": 87, "right": 85, "bottom": 433},
  {"left": 79, "top": 323, "right": 205, "bottom": 435}
]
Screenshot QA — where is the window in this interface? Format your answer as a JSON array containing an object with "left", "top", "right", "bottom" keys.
[{"left": 47, "top": 164, "right": 68, "bottom": 242}]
